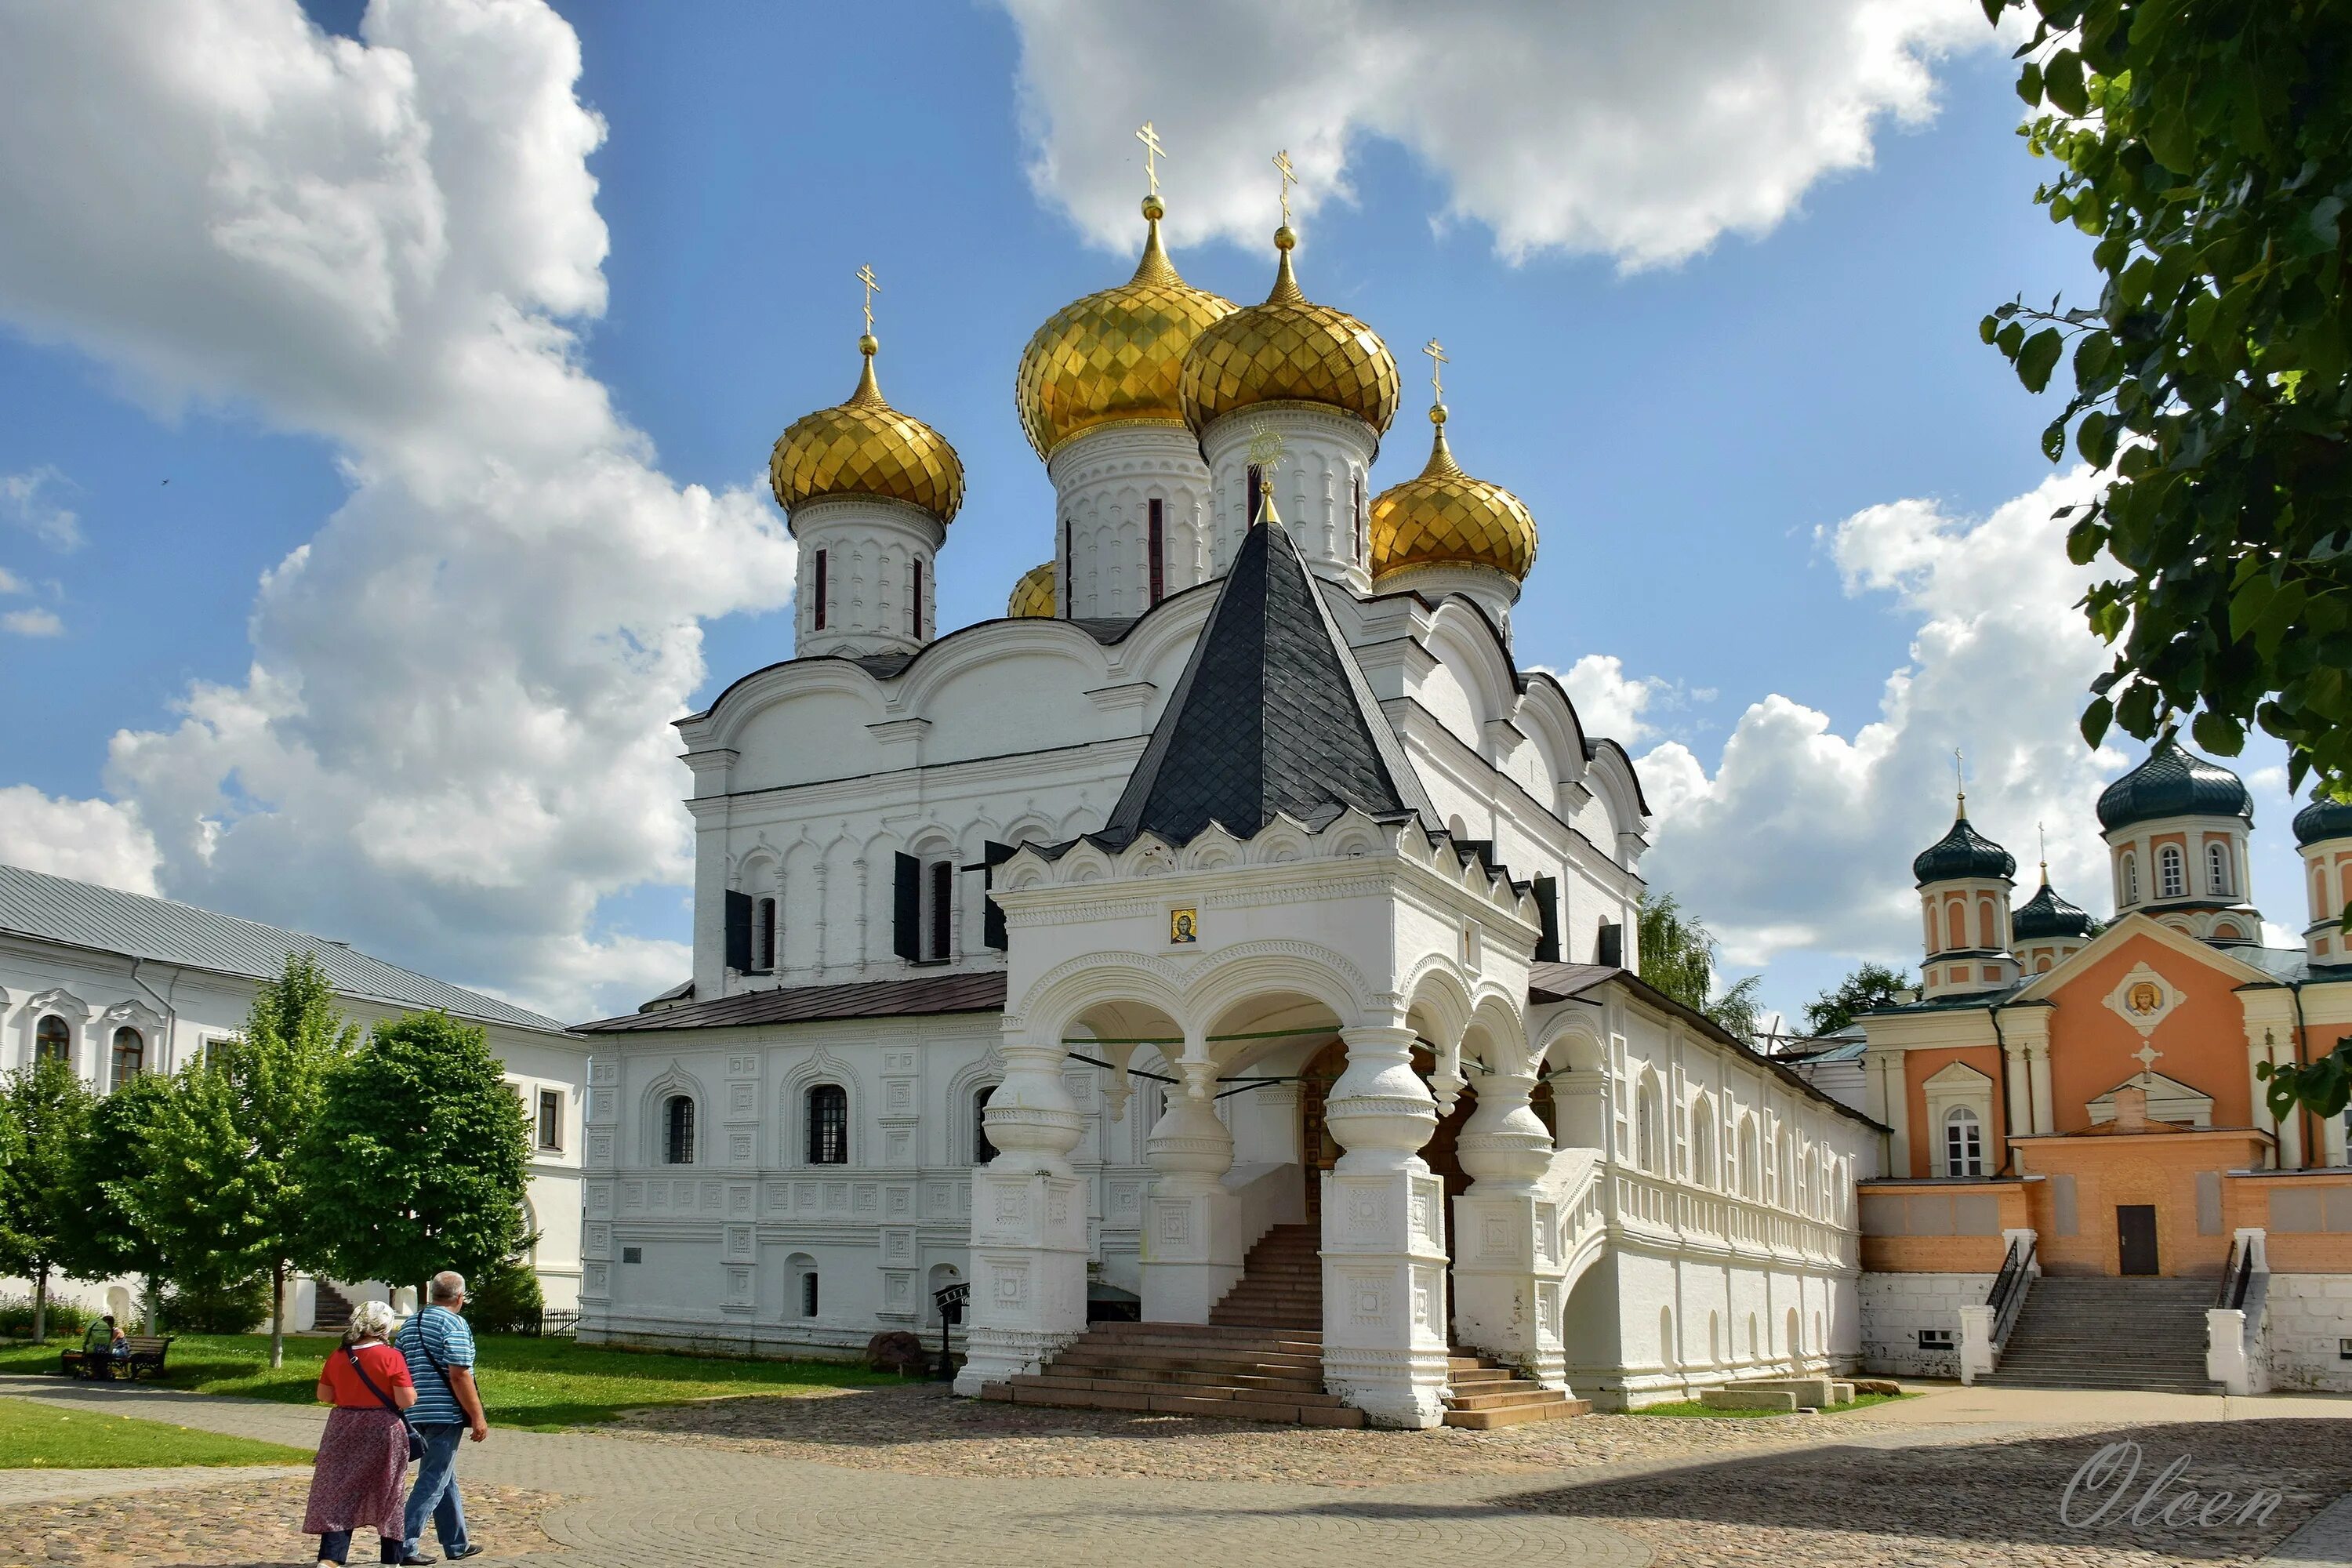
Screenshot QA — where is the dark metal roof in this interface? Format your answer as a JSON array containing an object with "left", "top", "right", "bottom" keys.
[
  {"left": 2013, "top": 877, "right": 2094, "bottom": 939},
  {"left": 575, "top": 968, "right": 1007, "bottom": 1033},
  {"left": 2295, "top": 791, "right": 2352, "bottom": 848},
  {"left": 1524, "top": 960, "right": 1884, "bottom": 1129},
  {"left": 1099, "top": 518, "right": 1433, "bottom": 845},
  {"left": 2096, "top": 734, "right": 2252, "bottom": 830},
  {"left": 1911, "top": 811, "right": 2016, "bottom": 884},
  {"left": 0, "top": 862, "right": 569, "bottom": 1033}
]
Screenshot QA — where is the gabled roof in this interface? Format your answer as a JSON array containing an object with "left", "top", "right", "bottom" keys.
[
  {"left": 0, "top": 863, "right": 569, "bottom": 1034},
  {"left": 2011, "top": 909, "right": 2278, "bottom": 1003},
  {"left": 1099, "top": 517, "right": 1434, "bottom": 846}
]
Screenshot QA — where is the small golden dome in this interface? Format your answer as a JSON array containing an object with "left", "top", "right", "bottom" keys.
[
  {"left": 1015, "top": 198, "right": 1236, "bottom": 459},
  {"left": 1007, "top": 561, "right": 1056, "bottom": 618},
  {"left": 1369, "top": 405, "right": 1537, "bottom": 582},
  {"left": 1179, "top": 226, "right": 1400, "bottom": 437},
  {"left": 771, "top": 337, "right": 964, "bottom": 524}
]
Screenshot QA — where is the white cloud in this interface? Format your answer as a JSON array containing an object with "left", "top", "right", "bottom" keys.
[
  {"left": 1, "top": 466, "right": 82, "bottom": 550},
  {"left": 1000, "top": 0, "right": 1996, "bottom": 268},
  {"left": 1554, "top": 653, "right": 1675, "bottom": 746},
  {"left": 0, "top": 786, "right": 161, "bottom": 895},
  {"left": 0, "top": 566, "right": 24, "bottom": 595},
  {"left": 1635, "top": 467, "right": 2123, "bottom": 970},
  {"left": 2, "top": 607, "right": 63, "bottom": 637},
  {"left": 0, "top": 0, "right": 794, "bottom": 1018}
]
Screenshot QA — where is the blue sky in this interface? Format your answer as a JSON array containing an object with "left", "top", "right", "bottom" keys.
[{"left": 0, "top": 2, "right": 2304, "bottom": 1022}]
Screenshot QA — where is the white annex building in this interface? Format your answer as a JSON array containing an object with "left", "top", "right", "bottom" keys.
[
  {"left": 574, "top": 172, "right": 1880, "bottom": 1426},
  {"left": 0, "top": 864, "right": 589, "bottom": 1325}
]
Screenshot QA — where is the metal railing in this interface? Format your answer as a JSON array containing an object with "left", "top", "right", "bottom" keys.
[
  {"left": 931, "top": 1281, "right": 969, "bottom": 1381},
  {"left": 2216, "top": 1236, "right": 2254, "bottom": 1311},
  {"left": 1986, "top": 1234, "right": 2036, "bottom": 1345}
]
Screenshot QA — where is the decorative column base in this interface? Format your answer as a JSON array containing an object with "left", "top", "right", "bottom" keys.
[
  {"left": 1141, "top": 1187, "right": 1240, "bottom": 1323},
  {"left": 1320, "top": 1165, "right": 1453, "bottom": 1428},
  {"left": 953, "top": 1168, "right": 1090, "bottom": 1396},
  {"left": 1450, "top": 1189, "right": 1569, "bottom": 1389}
]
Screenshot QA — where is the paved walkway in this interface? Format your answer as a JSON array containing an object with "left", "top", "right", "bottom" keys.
[{"left": 0, "top": 1375, "right": 1649, "bottom": 1566}]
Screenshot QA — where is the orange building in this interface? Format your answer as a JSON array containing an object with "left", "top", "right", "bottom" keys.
[{"left": 1844, "top": 738, "right": 2352, "bottom": 1392}]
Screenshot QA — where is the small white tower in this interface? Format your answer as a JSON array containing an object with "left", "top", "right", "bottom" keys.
[{"left": 2295, "top": 793, "right": 2352, "bottom": 965}]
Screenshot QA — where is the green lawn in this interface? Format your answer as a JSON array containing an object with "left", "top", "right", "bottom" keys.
[
  {"left": 0, "top": 1334, "right": 903, "bottom": 1431},
  {"left": 0, "top": 1396, "right": 314, "bottom": 1468},
  {"left": 1639, "top": 1390, "right": 1913, "bottom": 1418}
]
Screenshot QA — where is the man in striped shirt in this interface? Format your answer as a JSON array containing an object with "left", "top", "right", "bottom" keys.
[{"left": 394, "top": 1272, "right": 487, "bottom": 1564}]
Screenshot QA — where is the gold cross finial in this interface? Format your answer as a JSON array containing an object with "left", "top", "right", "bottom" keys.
[
  {"left": 1424, "top": 338, "right": 1447, "bottom": 402},
  {"left": 1272, "top": 149, "right": 1297, "bottom": 226},
  {"left": 1135, "top": 121, "right": 1167, "bottom": 198},
  {"left": 1954, "top": 747, "right": 1966, "bottom": 813},
  {"left": 855, "top": 264, "right": 881, "bottom": 337},
  {"left": 2038, "top": 821, "right": 2049, "bottom": 883}
]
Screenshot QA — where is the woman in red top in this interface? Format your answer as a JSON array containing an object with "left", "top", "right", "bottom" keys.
[{"left": 303, "top": 1299, "right": 416, "bottom": 1566}]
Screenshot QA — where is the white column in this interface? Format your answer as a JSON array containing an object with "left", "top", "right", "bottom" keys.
[
  {"left": 1139, "top": 1058, "right": 1243, "bottom": 1323},
  {"left": 1450, "top": 1066, "right": 1569, "bottom": 1388},
  {"left": 1319, "top": 1024, "right": 1450, "bottom": 1428},
  {"left": 953, "top": 1036, "right": 1091, "bottom": 1396},
  {"left": 2027, "top": 1044, "right": 2055, "bottom": 1134}
]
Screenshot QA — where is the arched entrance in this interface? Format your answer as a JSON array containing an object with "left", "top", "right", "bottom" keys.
[{"left": 1298, "top": 1041, "right": 1552, "bottom": 1227}]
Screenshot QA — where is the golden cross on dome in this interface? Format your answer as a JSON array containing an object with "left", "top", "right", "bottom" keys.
[
  {"left": 1135, "top": 121, "right": 1167, "bottom": 197},
  {"left": 1272, "top": 149, "right": 1297, "bottom": 226},
  {"left": 2038, "top": 821, "right": 2049, "bottom": 882},
  {"left": 855, "top": 264, "right": 881, "bottom": 336},
  {"left": 1424, "top": 338, "right": 1447, "bottom": 401},
  {"left": 1954, "top": 746, "right": 1967, "bottom": 811}
]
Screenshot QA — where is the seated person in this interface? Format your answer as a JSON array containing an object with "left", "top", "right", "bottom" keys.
[{"left": 79, "top": 1316, "right": 127, "bottom": 1377}]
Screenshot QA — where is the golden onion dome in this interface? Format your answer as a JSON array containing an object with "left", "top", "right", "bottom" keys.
[
  {"left": 1369, "top": 405, "right": 1538, "bottom": 583},
  {"left": 770, "top": 336, "right": 964, "bottom": 524},
  {"left": 1179, "top": 226, "right": 1401, "bottom": 437},
  {"left": 1007, "top": 561, "right": 1056, "bottom": 618},
  {"left": 1015, "top": 197, "right": 1236, "bottom": 459}
]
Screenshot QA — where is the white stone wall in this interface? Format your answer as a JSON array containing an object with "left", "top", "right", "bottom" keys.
[
  {"left": 2263, "top": 1275, "right": 2352, "bottom": 1392},
  {"left": 1859, "top": 1272, "right": 1993, "bottom": 1379},
  {"left": 1048, "top": 423, "right": 1212, "bottom": 620}
]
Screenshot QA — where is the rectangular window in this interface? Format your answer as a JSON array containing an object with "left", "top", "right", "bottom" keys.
[
  {"left": 801, "top": 1271, "right": 819, "bottom": 1317},
  {"left": 537, "top": 1088, "right": 562, "bottom": 1152},
  {"left": 1354, "top": 472, "right": 1366, "bottom": 562},
  {"left": 911, "top": 557, "right": 924, "bottom": 637},
  {"left": 621, "top": 1246, "right": 643, "bottom": 1265},
  {"left": 1147, "top": 498, "right": 1164, "bottom": 606},
  {"left": 928, "top": 858, "right": 953, "bottom": 960},
  {"left": 1917, "top": 1328, "right": 1955, "bottom": 1349},
  {"left": 1246, "top": 463, "right": 1262, "bottom": 526},
  {"left": 812, "top": 549, "right": 829, "bottom": 631}
]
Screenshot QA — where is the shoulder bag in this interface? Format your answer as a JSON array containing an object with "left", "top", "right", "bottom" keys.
[{"left": 344, "top": 1345, "right": 426, "bottom": 1462}]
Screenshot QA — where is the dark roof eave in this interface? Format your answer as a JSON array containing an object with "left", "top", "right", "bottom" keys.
[{"left": 577, "top": 969, "right": 1008, "bottom": 1033}]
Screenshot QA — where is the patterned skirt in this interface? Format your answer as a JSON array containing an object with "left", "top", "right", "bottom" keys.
[{"left": 302, "top": 1406, "right": 409, "bottom": 1537}]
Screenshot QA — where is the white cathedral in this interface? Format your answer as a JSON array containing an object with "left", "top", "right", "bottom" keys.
[{"left": 575, "top": 165, "right": 1878, "bottom": 1426}]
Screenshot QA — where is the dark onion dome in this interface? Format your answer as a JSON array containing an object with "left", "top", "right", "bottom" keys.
[
  {"left": 1913, "top": 811, "right": 2017, "bottom": 885},
  {"left": 2096, "top": 733, "right": 2252, "bottom": 831},
  {"left": 2013, "top": 877, "right": 2094, "bottom": 940},
  {"left": 2296, "top": 791, "right": 2352, "bottom": 846}
]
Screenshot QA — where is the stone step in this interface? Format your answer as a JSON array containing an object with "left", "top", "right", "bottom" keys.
[
  {"left": 1442, "top": 1396, "right": 1589, "bottom": 1429},
  {"left": 991, "top": 1381, "right": 1367, "bottom": 1427},
  {"left": 1008, "top": 1373, "right": 1349, "bottom": 1407},
  {"left": 1446, "top": 1385, "right": 1562, "bottom": 1411},
  {"left": 1056, "top": 1351, "right": 1327, "bottom": 1379}
]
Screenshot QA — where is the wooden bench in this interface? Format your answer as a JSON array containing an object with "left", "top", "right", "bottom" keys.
[{"left": 60, "top": 1335, "right": 173, "bottom": 1381}]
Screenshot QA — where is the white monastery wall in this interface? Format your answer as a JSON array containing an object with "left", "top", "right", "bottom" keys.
[
  {"left": 1857, "top": 1272, "right": 1990, "bottom": 1379},
  {"left": 2263, "top": 1275, "right": 2352, "bottom": 1392}
]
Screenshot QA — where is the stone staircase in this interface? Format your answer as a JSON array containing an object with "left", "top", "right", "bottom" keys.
[
  {"left": 1978, "top": 1276, "right": 2223, "bottom": 1394},
  {"left": 310, "top": 1281, "right": 356, "bottom": 1334},
  {"left": 1209, "top": 1224, "right": 1321, "bottom": 1331},
  {"left": 1441, "top": 1352, "right": 1591, "bottom": 1428}
]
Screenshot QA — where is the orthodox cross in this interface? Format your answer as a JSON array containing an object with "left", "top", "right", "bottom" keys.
[
  {"left": 1954, "top": 746, "right": 1967, "bottom": 811},
  {"left": 2133, "top": 1040, "right": 2162, "bottom": 1078},
  {"left": 1272, "top": 148, "right": 1297, "bottom": 226},
  {"left": 1135, "top": 121, "right": 1166, "bottom": 196},
  {"left": 855, "top": 264, "right": 880, "bottom": 336},
  {"left": 1424, "top": 338, "right": 1447, "bottom": 401},
  {"left": 2038, "top": 821, "right": 2049, "bottom": 882}
]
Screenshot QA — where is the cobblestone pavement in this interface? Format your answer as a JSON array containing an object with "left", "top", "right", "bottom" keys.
[
  {"left": 3, "top": 1374, "right": 2348, "bottom": 1568},
  {"left": 0, "top": 1479, "right": 557, "bottom": 1567}
]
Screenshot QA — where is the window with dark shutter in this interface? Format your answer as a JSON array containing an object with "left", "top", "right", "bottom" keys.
[
  {"left": 893, "top": 852, "right": 920, "bottom": 960},
  {"left": 1246, "top": 463, "right": 1262, "bottom": 527},
  {"left": 807, "top": 1083, "right": 848, "bottom": 1165},
  {"left": 724, "top": 888, "right": 753, "bottom": 971},
  {"left": 1148, "top": 498, "right": 1164, "bottom": 606},
  {"left": 929, "top": 858, "right": 953, "bottom": 960},
  {"left": 1532, "top": 875, "right": 1561, "bottom": 963},
  {"left": 1596, "top": 920, "right": 1624, "bottom": 968},
  {"left": 982, "top": 840, "right": 1014, "bottom": 950},
  {"left": 754, "top": 897, "right": 778, "bottom": 971},
  {"left": 812, "top": 549, "right": 828, "bottom": 631},
  {"left": 911, "top": 557, "right": 924, "bottom": 636}
]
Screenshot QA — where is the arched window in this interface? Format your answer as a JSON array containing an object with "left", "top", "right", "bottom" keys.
[
  {"left": 34, "top": 1014, "right": 71, "bottom": 1066},
  {"left": 973, "top": 1084, "right": 997, "bottom": 1164},
  {"left": 2212, "top": 922, "right": 2243, "bottom": 942},
  {"left": 1634, "top": 1076, "right": 1662, "bottom": 1173},
  {"left": 662, "top": 1094, "right": 695, "bottom": 1165},
  {"left": 2207, "top": 840, "right": 2231, "bottom": 896},
  {"left": 1690, "top": 1098, "right": 1717, "bottom": 1188},
  {"left": 1946, "top": 895, "right": 1968, "bottom": 948},
  {"left": 1923, "top": 901, "right": 1940, "bottom": 952},
  {"left": 1978, "top": 895, "right": 1998, "bottom": 949},
  {"left": 2158, "top": 844, "right": 2186, "bottom": 898},
  {"left": 807, "top": 1083, "right": 848, "bottom": 1165},
  {"left": 109, "top": 1027, "right": 143, "bottom": 1091},
  {"left": 754, "top": 897, "right": 778, "bottom": 971},
  {"left": 2320, "top": 866, "right": 2333, "bottom": 919},
  {"left": 1737, "top": 1116, "right": 1761, "bottom": 1200},
  {"left": 1788, "top": 1306, "right": 1802, "bottom": 1357},
  {"left": 1944, "top": 1105, "right": 1984, "bottom": 1177},
  {"left": 1660, "top": 1305, "right": 1676, "bottom": 1370},
  {"left": 2121, "top": 850, "right": 2140, "bottom": 905}
]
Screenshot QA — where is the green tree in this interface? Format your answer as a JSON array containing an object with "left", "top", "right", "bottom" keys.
[
  {"left": 299, "top": 1011, "right": 532, "bottom": 1296},
  {"left": 1981, "top": 0, "right": 2352, "bottom": 796},
  {"left": 216, "top": 954, "right": 358, "bottom": 1367},
  {"left": 143, "top": 1058, "right": 270, "bottom": 1331},
  {"left": 1803, "top": 962, "right": 1915, "bottom": 1036},
  {"left": 56, "top": 1070, "right": 176, "bottom": 1332},
  {"left": 1638, "top": 891, "right": 1765, "bottom": 1045},
  {"left": 0, "top": 1062, "right": 96, "bottom": 1342}
]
